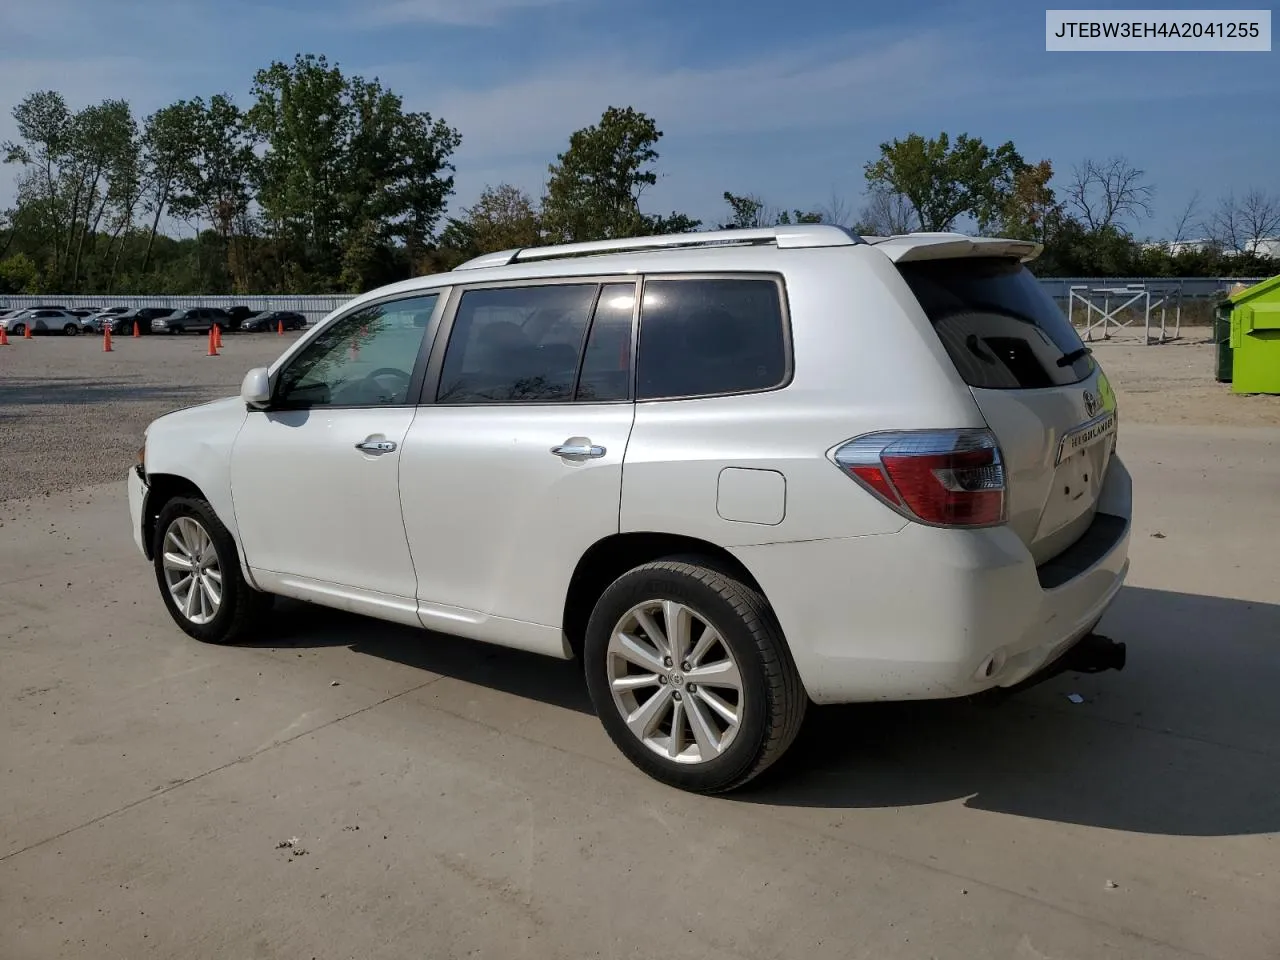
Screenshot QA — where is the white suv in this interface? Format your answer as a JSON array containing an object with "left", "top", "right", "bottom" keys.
[{"left": 128, "top": 225, "right": 1131, "bottom": 793}]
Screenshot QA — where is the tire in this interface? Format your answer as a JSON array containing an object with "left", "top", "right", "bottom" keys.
[
  {"left": 584, "top": 558, "right": 806, "bottom": 794},
  {"left": 64, "top": 323, "right": 79, "bottom": 336},
  {"left": 12, "top": 323, "right": 25, "bottom": 336},
  {"left": 169, "top": 325, "right": 182, "bottom": 335},
  {"left": 152, "top": 496, "right": 273, "bottom": 644}
]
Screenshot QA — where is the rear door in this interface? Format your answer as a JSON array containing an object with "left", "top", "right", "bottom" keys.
[
  {"left": 890, "top": 246, "right": 1118, "bottom": 565},
  {"left": 399, "top": 278, "right": 637, "bottom": 646}
]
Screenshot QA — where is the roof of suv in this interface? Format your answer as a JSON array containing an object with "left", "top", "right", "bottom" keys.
[{"left": 329, "top": 226, "right": 1044, "bottom": 322}]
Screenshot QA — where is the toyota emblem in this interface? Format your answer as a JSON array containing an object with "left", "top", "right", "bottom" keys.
[{"left": 1083, "top": 390, "right": 1099, "bottom": 417}]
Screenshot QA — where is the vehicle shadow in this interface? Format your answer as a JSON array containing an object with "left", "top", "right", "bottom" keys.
[
  {"left": 247, "top": 585, "right": 1280, "bottom": 837},
  {"left": 739, "top": 586, "right": 1280, "bottom": 837},
  {"left": 249, "top": 598, "right": 593, "bottom": 715}
]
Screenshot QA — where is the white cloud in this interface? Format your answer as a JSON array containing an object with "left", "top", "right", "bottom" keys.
[
  {"left": 415, "top": 30, "right": 984, "bottom": 164},
  {"left": 367, "top": 0, "right": 582, "bottom": 27}
]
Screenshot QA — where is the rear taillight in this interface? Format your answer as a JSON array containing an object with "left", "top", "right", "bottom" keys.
[{"left": 831, "top": 429, "right": 1006, "bottom": 527}]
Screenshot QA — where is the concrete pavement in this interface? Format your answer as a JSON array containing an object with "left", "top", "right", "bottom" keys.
[{"left": 1, "top": 424, "right": 1278, "bottom": 959}]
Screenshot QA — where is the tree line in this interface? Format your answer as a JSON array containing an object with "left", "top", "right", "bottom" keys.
[{"left": 2, "top": 52, "right": 1277, "bottom": 296}]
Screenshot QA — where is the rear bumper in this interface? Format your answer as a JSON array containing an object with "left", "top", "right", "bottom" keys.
[{"left": 731, "top": 456, "right": 1133, "bottom": 704}]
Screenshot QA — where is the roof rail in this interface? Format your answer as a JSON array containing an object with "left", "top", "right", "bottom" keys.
[{"left": 452, "top": 224, "right": 865, "bottom": 270}]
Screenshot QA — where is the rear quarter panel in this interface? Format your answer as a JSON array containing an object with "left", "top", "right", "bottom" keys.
[{"left": 620, "top": 246, "right": 987, "bottom": 546}]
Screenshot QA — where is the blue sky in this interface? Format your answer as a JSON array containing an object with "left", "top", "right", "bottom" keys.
[{"left": 1, "top": 0, "right": 1276, "bottom": 237}]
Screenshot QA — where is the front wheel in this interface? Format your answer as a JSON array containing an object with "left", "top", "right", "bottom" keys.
[
  {"left": 64, "top": 323, "right": 79, "bottom": 336},
  {"left": 152, "top": 496, "right": 273, "bottom": 644},
  {"left": 11, "top": 323, "right": 25, "bottom": 336},
  {"left": 584, "top": 559, "right": 806, "bottom": 793}
]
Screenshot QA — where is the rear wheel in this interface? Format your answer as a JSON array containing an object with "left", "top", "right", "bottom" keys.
[
  {"left": 152, "top": 496, "right": 273, "bottom": 644},
  {"left": 63, "top": 323, "right": 79, "bottom": 336},
  {"left": 584, "top": 559, "right": 806, "bottom": 793}
]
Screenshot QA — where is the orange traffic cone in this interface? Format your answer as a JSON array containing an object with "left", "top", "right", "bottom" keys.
[
  {"left": 207, "top": 326, "right": 219, "bottom": 357},
  {"left": 213, "top": 324, "right": 223, "bottom": 348},
  {"left": 0, "top": 325, "right": 9, "bottom": 346},
  {"left": 132, "top": 320, "right": 140, "bottom": 338},
  {"left": 23, "top": 322, "right": 32, "bottom": 339},
  {"left": 277, "top": 318, "right": 284, "bottom": 336},
  {"left": 103, "top": 327, "right": 113, "bottom": 352}
]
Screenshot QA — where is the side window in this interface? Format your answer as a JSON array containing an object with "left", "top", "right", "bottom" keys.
[
  {"left": 575, "top": 283, "right": 635, "bottom": 402},
  {"left": 636, "top": 277, "right": 788, "bottom": 400},
  {"left": 437, "top": 284, "right": 597, "bottom": 404},
  {"left": 273, "top": 293, "right": 439, "bottom": 408}
]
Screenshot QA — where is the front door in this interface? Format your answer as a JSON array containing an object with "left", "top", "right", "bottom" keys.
[
  {"left": 229, "top": 292, "right": 443, "bottom": 620},
  {"left": 400, "top": 280, "right": 637, "bottom": 652}
]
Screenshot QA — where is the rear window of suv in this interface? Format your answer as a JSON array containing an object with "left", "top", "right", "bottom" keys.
[{"left": 898, "top": 257, "right": 1094, "bottom": 389}]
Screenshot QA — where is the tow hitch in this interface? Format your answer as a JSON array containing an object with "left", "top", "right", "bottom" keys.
[
  {"left": 974, "top": 632, "right": 1126, "bottom": 704},
  {"left": 1060, "top": 632, "right": 1126, "bottom": 674}
]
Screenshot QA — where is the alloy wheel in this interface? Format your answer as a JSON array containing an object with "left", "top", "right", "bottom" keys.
[
  {"left": 606, "top": 599, "right": 744, "bottom": 764},
  {"left": 161, "top": 516, "right": 223, "bottom": 625}
]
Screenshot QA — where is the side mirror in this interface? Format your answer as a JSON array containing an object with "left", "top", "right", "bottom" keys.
[{"left": 240, "top": 367, "right": 271, "bottom": 408}]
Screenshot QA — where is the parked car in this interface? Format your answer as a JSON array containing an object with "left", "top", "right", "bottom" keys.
[
  {"left": 129, "top": 225, "right": 1131, "bottom": 793},
  {"left": 242, "top": 310, "right": 307, "bottom": 332},
  {"left": 1, "top": 308, "right": 85, "bottom": 336},
  {"left": 151, "top": 308, "right": 231, "bottom": 334},
  {"left": 225, "top": 306, "right": 260, "bottom": 330},
  {"left": 111, "top": 307, "right": 175, "bottom": 335}
]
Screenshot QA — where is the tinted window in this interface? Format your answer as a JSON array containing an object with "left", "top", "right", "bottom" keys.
[
  {"left": 898, "top": 258, "right": 1093, "bottom": 389},
  {"left": 274, "top": 294, "right": 438, "bottom": 408},
  {"left": 576, "top": 283, "right": 635, "bottom": 402},
  {"left": 437, "top": 284, "right": 596, "bottom": 404},
  {"left": 636, "top": 278, "right": 787, "bottom": 400}
]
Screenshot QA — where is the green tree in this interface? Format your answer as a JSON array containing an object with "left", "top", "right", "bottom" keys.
[
  {"left": 720, "top": 191, "right": 768, "bottom": 229},
  {"left": 169, "top": 94, "right": 259, "bottom": 292},
  {"left": 719, "top": 191, "right": 821, "bottom": 230},
  {"left": 248, "top": 55, "right": 461, "bottom": 291},
  {"left": 139, "top": 101, "right": 201, "bottom": 276},
  {"left": 998, "top": 160, "right": 1062, "bottom": 243},
  {"left": 463, "top": 183, "right": 542, "bottom": 251},
  {"left": 542, "top": 106, "right": 667, "bottom": 242},
  {"left": 649, "top": 211, "right": 702, "bottom": 234},
  {"left": 864, "top": 132, "right": 1025, "bottom": 232},
  {"left": 0, "top": 252, "right": 40, "bottom": 293},
  {"left": 3, "top": 91, "right": 74, "bottom": 285}
]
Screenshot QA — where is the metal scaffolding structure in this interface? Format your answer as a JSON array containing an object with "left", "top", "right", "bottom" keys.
[{"left": 1067, "top": 283, "right": 1184, "bottom": 344}]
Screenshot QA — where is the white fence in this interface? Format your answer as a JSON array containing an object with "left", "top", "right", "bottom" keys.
[{"left": 0, "top": 277, "right": 1264, "bottom": 326}]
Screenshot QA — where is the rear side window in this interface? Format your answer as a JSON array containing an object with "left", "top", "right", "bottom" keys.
[
  {"left": 437, "top": 284, "right": 598, "bottom": 403},
  {"left": 898, "top": 258, "right": 1093, "bottom": 389},
  {"left": 637, "top": 277, "right": 788, "bottom": 400}
]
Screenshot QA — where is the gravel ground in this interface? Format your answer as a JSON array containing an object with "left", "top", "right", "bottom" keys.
[
  {"left": 3, "top": 324, "right": 1278, "bottom": 502},
  {"left": 0, "top": 331, "right": 302, "bottom": 501}
]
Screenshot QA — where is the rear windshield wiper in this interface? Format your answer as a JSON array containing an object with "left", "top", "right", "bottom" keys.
[{"left": 1057, "top": 346, "right": 1092, "bottom": 367}]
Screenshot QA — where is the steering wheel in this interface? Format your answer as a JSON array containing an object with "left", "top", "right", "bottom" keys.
[{"left": 360, "top": 366, "right": 412, "bottom": 403}]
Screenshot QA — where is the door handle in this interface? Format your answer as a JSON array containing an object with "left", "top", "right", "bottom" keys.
[
  {"left": 551, "top": 439, "right": 606, "bottom": 460},
  {"left": 355, "top": 438, "right": 397, "bottom": 454}
]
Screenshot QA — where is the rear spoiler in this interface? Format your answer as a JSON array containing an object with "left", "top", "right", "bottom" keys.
[{"left": 864, "top": 233, "right": 1042, "bottom": 264}]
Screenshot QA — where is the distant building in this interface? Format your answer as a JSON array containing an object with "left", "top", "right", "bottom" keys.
[{"left": 1245, "top": 237, "right": 1280, "bottom": 259}]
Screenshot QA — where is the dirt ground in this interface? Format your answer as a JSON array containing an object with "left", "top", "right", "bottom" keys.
[
  {"left": 1, "top": 325, "right": 1276, "bottom": 502},
  {"left": 1089, "top": 329, "right": 1280, "bottom": 428}
]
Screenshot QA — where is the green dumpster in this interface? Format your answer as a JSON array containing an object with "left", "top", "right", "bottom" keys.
[
  {"left": 1227, "top": 274, "right": 1280, "bottom": 394},
  {"left": 1213, "top": 303, "right": 1233, "bottom": 383}
]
